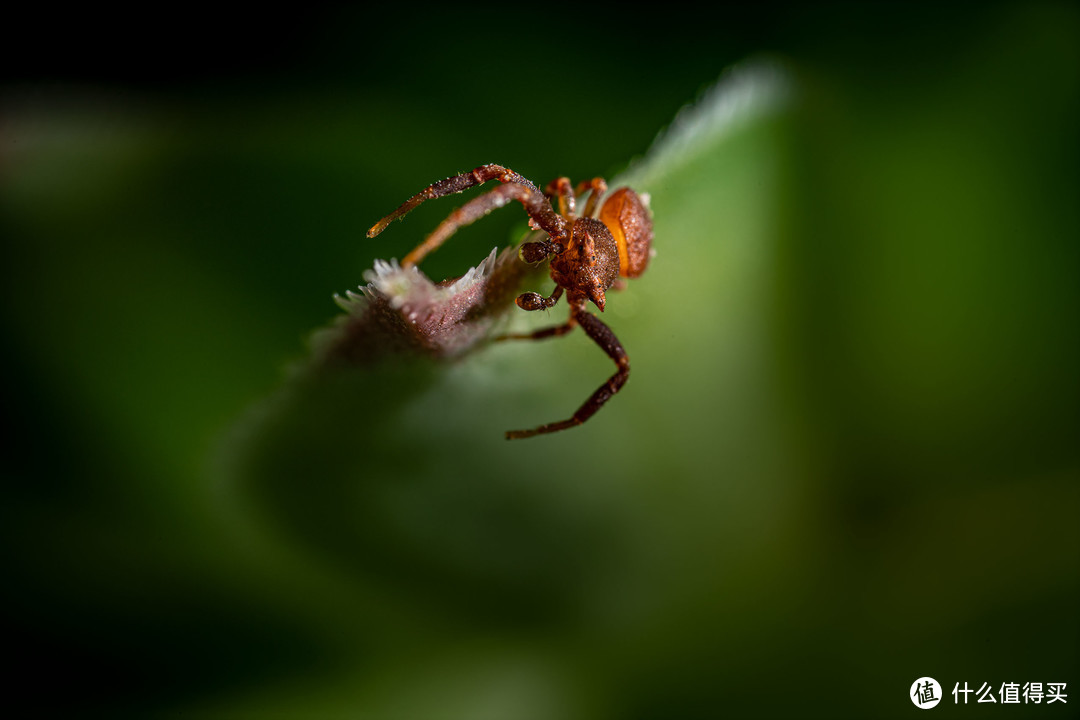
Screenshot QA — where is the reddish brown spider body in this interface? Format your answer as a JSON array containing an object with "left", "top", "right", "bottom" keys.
[{"left": 367, "top": 163, "right": 653, "bottom": 439}]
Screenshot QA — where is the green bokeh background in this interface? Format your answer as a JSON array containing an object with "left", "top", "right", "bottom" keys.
[{"left": 3, "top": 4, "right": 1077, "bottom": 717}]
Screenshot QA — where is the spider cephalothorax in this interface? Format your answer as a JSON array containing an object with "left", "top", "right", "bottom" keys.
[
  {"left": 368, "top": 164, "right": 652, "bottom": 439},
  {"left": 549, "top": 217, "right": 621, "bottom": 311}
]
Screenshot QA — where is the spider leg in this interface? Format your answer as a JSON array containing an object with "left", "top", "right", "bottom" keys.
[
  {"left": 496, "top": 317, "right": 576, "bottom": 342},
  {"left": 545, "top": 177, "right": 576, "bottom": 217},
  {"left": 367, "top": 164, "right": 537, "bottom": 238},
  {"left": 575, "top": 177, "right": 608, "bottom": 218},
  {"left": 401, "top": 183, "right": 567, "bottom": 267},
  {"left": 505, "top": 305, "right": 629, "bottom": 440}
]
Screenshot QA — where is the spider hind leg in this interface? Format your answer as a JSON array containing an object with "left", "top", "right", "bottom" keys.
[{"left": 505, "top": 306, "right": 629, "bottom": 440}]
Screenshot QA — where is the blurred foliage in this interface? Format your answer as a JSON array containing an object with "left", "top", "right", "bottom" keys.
[{"left": 2, "top": 3, "right": 1078, "bottom": 717}]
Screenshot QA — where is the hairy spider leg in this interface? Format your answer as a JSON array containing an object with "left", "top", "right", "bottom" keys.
[
  {"left": 545, "top": 177, "right": 576, "bottom": 217},
  {"left": 575, "top": 177, "right": 608, "bottom": 218},
  {"left": 401, "top": 183, "right": 567, "bottom": 267},
  {"left": 505, "top": 302, "right": 629, "bottom": 440},
  {"left": 498, "top": 315, "right": 578, "bottom": 343},
  {"left": 367, "top": 164, "right": 537, "bottom": 238},
  {"left": 497, "top": 316, "right": 576, "bottom": 342}
]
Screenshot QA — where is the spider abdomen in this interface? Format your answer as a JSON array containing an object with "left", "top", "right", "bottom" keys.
[{"left": 599, "top": 187, "right": 653, "bottom": 279}]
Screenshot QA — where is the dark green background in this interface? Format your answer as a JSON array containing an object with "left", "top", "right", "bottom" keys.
[{"left": 3, "top": 3, "right": 1077, "bottom": 717}]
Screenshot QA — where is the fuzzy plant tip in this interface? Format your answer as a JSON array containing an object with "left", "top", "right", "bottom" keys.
[{"left": 308, "top": 244, "right": 545, "bottom": 367}]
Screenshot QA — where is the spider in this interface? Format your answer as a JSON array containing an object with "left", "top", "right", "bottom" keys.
[{"left": 367, "top": 163, "right": 653, "bottom": 439}]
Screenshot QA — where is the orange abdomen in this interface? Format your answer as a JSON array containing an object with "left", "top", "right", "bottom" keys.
[{"left": 599, "top": 187, "right": 653, "bottom": 278}]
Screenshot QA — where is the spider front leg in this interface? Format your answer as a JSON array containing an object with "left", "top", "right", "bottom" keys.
[
  {"left": 505, "top": 305, "right": 629, "bottom": 440},
  {"left": 367, "top": 164, "right": 537, "bottom": 238},
  {"left": 399, "top": 183, "right": 567, "bottom": 267}
]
